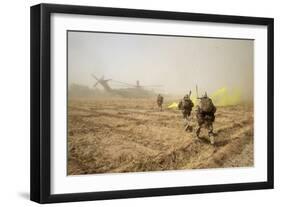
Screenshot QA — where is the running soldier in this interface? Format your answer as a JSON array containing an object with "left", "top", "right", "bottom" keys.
[
  {"left": 157, "top": 94, "right": 164, "bottom": 111},
  {"left": 178, "top": 91, "right": 194, "bottom": 132},
  {"left": 196, "top": 92, "right": 216, "bottom": 144}
]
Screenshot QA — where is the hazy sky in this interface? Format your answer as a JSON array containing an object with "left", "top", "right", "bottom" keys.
[{"left": 68, "top": 31, "right": 253, "bottom": 97}]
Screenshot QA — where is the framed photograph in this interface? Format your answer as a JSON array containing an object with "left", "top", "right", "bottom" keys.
[{"left": 30, "top": 3, "right": 274, "bottom": 203}]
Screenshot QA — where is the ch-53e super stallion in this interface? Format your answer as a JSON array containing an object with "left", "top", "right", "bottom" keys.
[{"left": 91, "top": 74, "right": 163, "bottom": 98}]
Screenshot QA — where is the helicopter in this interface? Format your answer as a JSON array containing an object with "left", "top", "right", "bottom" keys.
[{"left": 91, "top": 74, "right": 163, "bottom": 98}]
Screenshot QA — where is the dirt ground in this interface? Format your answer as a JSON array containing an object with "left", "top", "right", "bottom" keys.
[{"left": 67, "top": 97, "right": 254, "bottom": 175}]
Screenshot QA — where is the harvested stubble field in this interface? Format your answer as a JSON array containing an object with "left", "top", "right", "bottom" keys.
[{"left": 67, "top": 97, "right": 254, "bottom": 175}]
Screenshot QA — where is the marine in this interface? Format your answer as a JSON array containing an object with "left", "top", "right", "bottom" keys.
[
  {"left": 178, "top": 91, "right": 194, "bottom": 132},
  {"left": 157, "top": 94, "right": 164, "bottom": 111},
  {"left": 195, "top": 92, "right": 216, "bottom": 144}
]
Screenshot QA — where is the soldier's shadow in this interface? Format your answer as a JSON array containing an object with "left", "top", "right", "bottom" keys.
[
  {"left": 196, "top": 136, "right": 211, "bottom": 144},
  {"left": 213, "top": 139, "right": 230, "bottom": 147},
  {"left": 197, "top": 133, "right": 229, "bottom": 147}
]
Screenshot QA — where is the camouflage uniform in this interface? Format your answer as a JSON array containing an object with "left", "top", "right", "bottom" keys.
[
  {"left": 196, "top": 94, "right": 216, "bottom": 144},
  {"left": 178, "top": 94, "right": 194, "bottom": 131},
  {"left": 157, "top": 94, "right": 164, "bottom": 111}
]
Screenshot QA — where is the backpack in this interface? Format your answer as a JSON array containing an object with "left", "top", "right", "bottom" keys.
[
  {"left": 183, "top": 99, "right": 193, "bottom": 110},
  {"left": 200, "top": 97, "right": 215, "bottom": 113}
]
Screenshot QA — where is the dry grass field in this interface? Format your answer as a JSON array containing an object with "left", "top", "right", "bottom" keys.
[{"left": 67, "top": 97, "right": 254, "bottom": 175}]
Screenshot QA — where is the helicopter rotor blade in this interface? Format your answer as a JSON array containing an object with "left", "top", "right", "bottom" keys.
[
  {"left": 91, "top": 74, "right": 99, "bottom": 81},
  {"left": 141, "top": 85, "right": 163, "bottom": 88},
  {"left": 93, "top": 81, "right": 99, "bottom": 87},
  {"left": 111, "top": 80, "right": 136, "bottom": 87}
]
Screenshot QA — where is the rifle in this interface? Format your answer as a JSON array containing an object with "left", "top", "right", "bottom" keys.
[
  {"left": 196, "top": 85, "right": 203, "bottom": 99},
  {"left": 196, "top": 85, "right": 206, "bottom": 99}
]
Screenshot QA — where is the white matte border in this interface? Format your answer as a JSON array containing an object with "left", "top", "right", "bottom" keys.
[{"left": 51, "top": 13, "right": 267, "bottom": 194}]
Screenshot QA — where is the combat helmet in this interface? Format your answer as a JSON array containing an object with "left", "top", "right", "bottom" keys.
[
  {"left": 184, "top": 94, "right": 190, "bottom": 100},
  {"left": 184, "top": 91, "right": 192, "bottom": 100}
]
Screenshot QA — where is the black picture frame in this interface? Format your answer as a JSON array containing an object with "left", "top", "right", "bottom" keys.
[{"left": 30, "top": 3, "right": 274, "bottom": 204}]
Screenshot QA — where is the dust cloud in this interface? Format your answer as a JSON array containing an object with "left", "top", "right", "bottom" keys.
[{"left": 68, "top": 31, "right": 253, "bottom": 104}]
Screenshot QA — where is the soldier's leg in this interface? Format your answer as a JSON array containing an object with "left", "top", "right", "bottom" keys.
[
  {"left": 208, "top": 123, "right": 214, "bottom": 136},
  {"left": 185, "top": 113, "right": 193, "bottom": 132},
  {"left": 185, "top": 125, "right": 193, "bottom": 132},
  {"left": 184, "top": 117, "right": 191, "bottom": 132},
  {"left": 182, "top": 112, "right": 187, "bottom": 126},
  {"left": 182, "top": 111, "right": 187, "bottom": 119},
  {"left": 196, "top": 113, "right": 203, "bottom": 137},
  {"left": 182, "top": 112, "right": 190, "bottom": 131},
  {"left": 208, "top": 123, "right": 215, "bottom": 144}
]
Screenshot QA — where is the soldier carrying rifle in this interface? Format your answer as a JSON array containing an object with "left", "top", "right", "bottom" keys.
[
  {"left": 195, "top": 86, "right": 216, "bottom": 144},
  {"left": 157, "top": 94, "right": 164, "bottom": 111},
  {"left": 178, "top": 91, "right": 194, "bottom": 132}
]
